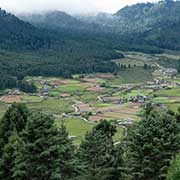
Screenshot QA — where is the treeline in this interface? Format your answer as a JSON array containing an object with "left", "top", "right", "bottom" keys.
[
  {"left": 0, "top": 49, "right": 120, "bottom": 90},
  {"left": 0, "top": 103, "right": 179, "bottom": 179},
  {"left": 0, "top": 75, "right": 36, "bottom": 93},
  {"left": 0, "top": 8, "right": 50, "bottom": 51}
]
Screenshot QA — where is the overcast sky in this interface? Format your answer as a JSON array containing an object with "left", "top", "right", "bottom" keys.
[{"left": 0, "top": 0, "right": 158, "bottom": 14}]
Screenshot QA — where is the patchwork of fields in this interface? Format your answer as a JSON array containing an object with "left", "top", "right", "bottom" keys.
[{"left": 0, "top": 51, "right": 180, "bottom": 145}]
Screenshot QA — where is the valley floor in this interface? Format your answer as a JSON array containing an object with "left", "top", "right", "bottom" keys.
[{"left": 0, "top": 51, "right": 180, "bottom": 145}]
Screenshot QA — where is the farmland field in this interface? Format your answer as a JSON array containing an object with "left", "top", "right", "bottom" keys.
[
  {"left": 55, "top": 117, "right": 124, "bottom": 145},
  {"left": 153, "top": 88, "right": 180, "bottom": 97},
  {"left": 55, "top": 118, "right": 94, "bottom": 145},
  {"left": 58, "top": 84, "right": 89, "bottom": 93},
  {"left": 0, "top": 51, "right": 180, "bottom": 146},
  {"left": 109, "top": 67, "right": 154, "bottom": 85}
]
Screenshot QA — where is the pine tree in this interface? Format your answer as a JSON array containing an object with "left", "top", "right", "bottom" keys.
[
  {"left": 144, "top": 63, "right": 148, "bottom": 69},
  {"left": 167, "top": 153, "right": 180, "bottom": 180},
  {"left": 123, "top": 109, "right": 180, "bottom": 180},
  {"left": 0, "top": 103, "right": 29, "bottom": 155},
  {"left": 0, "top": 131, "right": 22, "bottom": 180},
  {"left": 178, "top": 59, "right": 180, "bottom": 73},
  {"left": 75, "top": 120, "right": 122, "bottom": 180},
  {"left": 13, "top": 112, "right": 75, "bottom": 180}
]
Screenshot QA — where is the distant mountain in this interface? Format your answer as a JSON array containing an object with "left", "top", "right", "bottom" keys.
[
  {"left": 115, "top": 0, "right": 180, "bottom": 31},
  {"left": 19, "top": 11, "right": 83, "bottom": 29},
  {"left": 19, "top": 11, "right": 101, "bottom": 31},
  {"left": 76, "top": 0, "right": 180, "bottom": 50},
  {"left": 114, "top": 0, "right": 180, "bottom": 50},
  {"left": 0, "top": 8, "right": 50, "bottom": 50},
  {"left": 2, "top": 0, "right": 180, "bottom": 52},
  {"left": 76, "top": 13, "right": 119, "bottom": 28}
]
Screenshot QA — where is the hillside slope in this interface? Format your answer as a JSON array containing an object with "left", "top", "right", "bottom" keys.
[
  {"left": 115, "top": 0, "right": 180, "bottom": 50},
  {"left": 0, "top": 8, "right": 50, "bottom": 50}
]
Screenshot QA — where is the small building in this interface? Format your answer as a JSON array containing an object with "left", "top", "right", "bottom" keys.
[
  {"left": 117, "top": 118, "right": 134, "bottom": 125},
  {"left": 164, "top": 68, "right": 178, "bottom": 76},
  {"left": 129, "top": 95, "right": 148, "bottom": 103},
  {"left": 41, "top": 87, "right": 49, "bottom": 96}
]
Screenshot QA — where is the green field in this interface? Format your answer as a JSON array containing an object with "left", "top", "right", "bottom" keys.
[
  {"left": 27, "top": 98, "right": 73, "bottom": 115},
  {"left": 55, "top": 118, "right": 124, "bottom": 146},
  {"left": 21, "top": 95, "right": 43, "bottom": 103},
  {"left": 93, "top": 103, "right": 113, "bottom": 108},
  {"left": 150, "top": 97, "right": 176, "bottom": 104},
  {"left": 77, "top": 92, "right": 99, "bottom": 103},
  {"left": 58, "top": 84, "right": 88, "bottom": 93},
  {"left": 55, "top": 118, "right": 93, "bottom": 145},
  {"left": 154, "top": 88, "right": 180, "bottom": 97},
  {"left": 109, "top": 67, "right": 153, "bottom": 85},
  {"left": 114, "top": 89, "right": 152, "bottom": 99},
  {"left": 114, "top": 57, "right": 156, "bottom": 67},
  {"left": 49, "top": 91, "right": 61, "bottom": 97},
  {"left": 167, "top": 103, "right": 180, "bottom": 112}
]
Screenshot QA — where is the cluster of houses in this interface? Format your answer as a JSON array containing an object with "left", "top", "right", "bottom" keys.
[
  {"left": 127, "top": 95, "right": 148, "bottom": 103},
  {"left": 117, "top": 118, "right": 134, "bottom": 126},
  {"left": 154, "top": 68, "right": 178, "bottom": 77},
  {"left": 40, "top": 80, "right": 59, "bottom": 96}
]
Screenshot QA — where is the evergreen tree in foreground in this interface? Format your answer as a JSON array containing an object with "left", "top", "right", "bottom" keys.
[
  {"left": 167, "top": 153, "right": 180, "bottom": 180},
  {"left": 123, "top": 109, "right": 180, "bottom": 180},
  {"left": 12, "top": 112, "right": 75, "bottom": 180},
  {"left": 0, "top": 103, "right": 29, "bottom": 155},
  {"left": 0, "top": 131, "right": 22, "bottom": 180},
  {"left": 75, "top": 120, "right": 123, "bottom": 180}
]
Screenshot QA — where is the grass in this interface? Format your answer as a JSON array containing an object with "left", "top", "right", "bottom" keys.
[
  {"left": 55, "top": 117, "right": 94, "bottom": 145},
  {"left": 103, "top": 112, "right": 140, "bottom": 121},
  {"left": 77, "top": 92, "right": 99, "bottom": 103},
  {"left": 150, "top": 97, "right": 175, "bottom": 104},
  {"left": 49, "top": 91, "right": 61, "bottom": 97},
  {"left": 55, "top": 117, "right": 124, "bottom": 146},
  {"left": 58, "top": 84, "right": 88, "bottom": 93},
  {"left": 173, "top": 79, "right": 180, "bottom": 83},
  {"left": 113, "top": 126, "right": 124, "bottom": 143},
  {"left": 93, "top": 103, "right": 113, "bottom": 108},
  {"left": 109, "top": 67, "right": 153, "bottom": 85},
  {"left": 155, "top": 53, "right": 180, "bottom": 68},
  {"left": 113, "top": 57, "right": 155, "bottom": 67},
  {"left": 153, "top": 88, "right": 180, "bottom": 97},
  {"left": 167, "top": 103, "right": 180, "bottom": 112},
  {"left": 116, "top": 89, "right": 152, "bottom": 99},
  {"left": 26, "top": 76, "right": 80, "bottom": 84},
  {"left": 21, "top": 95, "right": 43, "bottom": 103},
  {"left": 27, "top": 98, "right": 73, "bottom": 115}
]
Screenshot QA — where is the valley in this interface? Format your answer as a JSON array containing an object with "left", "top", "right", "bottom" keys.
[
  {"left": 0, "top": 1, "right": 180, "bottom": 178},
  {"left": 0, "top": 51, "right": 179, "bottom": 145}
]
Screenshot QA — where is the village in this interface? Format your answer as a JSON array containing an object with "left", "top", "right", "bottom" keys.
[
  {"left": 1, "top": 66, "right": 180, "bottom": 123},
  {"left": 0, "top": 52, "right": 180, "bottom": 144}
]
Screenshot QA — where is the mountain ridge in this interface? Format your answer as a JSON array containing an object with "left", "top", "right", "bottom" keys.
[{"left": 0, "top": 8, "right": 50, "bottom": 50}]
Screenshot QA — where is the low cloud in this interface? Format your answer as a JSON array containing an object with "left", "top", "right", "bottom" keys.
[{"left": 0, "top": 0, "right": 158, "bottom": 14}]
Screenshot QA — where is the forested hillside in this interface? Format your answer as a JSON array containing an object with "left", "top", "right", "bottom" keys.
[
  {"left": 115, "top": 0, "right": 180, "bottom": 50},
  {"left": 0, "top": 9, "right": 124, "bottom": 90},
  {"left": 0, "top": 8, "right": 50, "bottom": 50},
  {"left": 1, "top": 0, "right": 180, "bottom": 90},
  {"left": 20, "top": 0, "right": 180, "bottom": 51}
]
